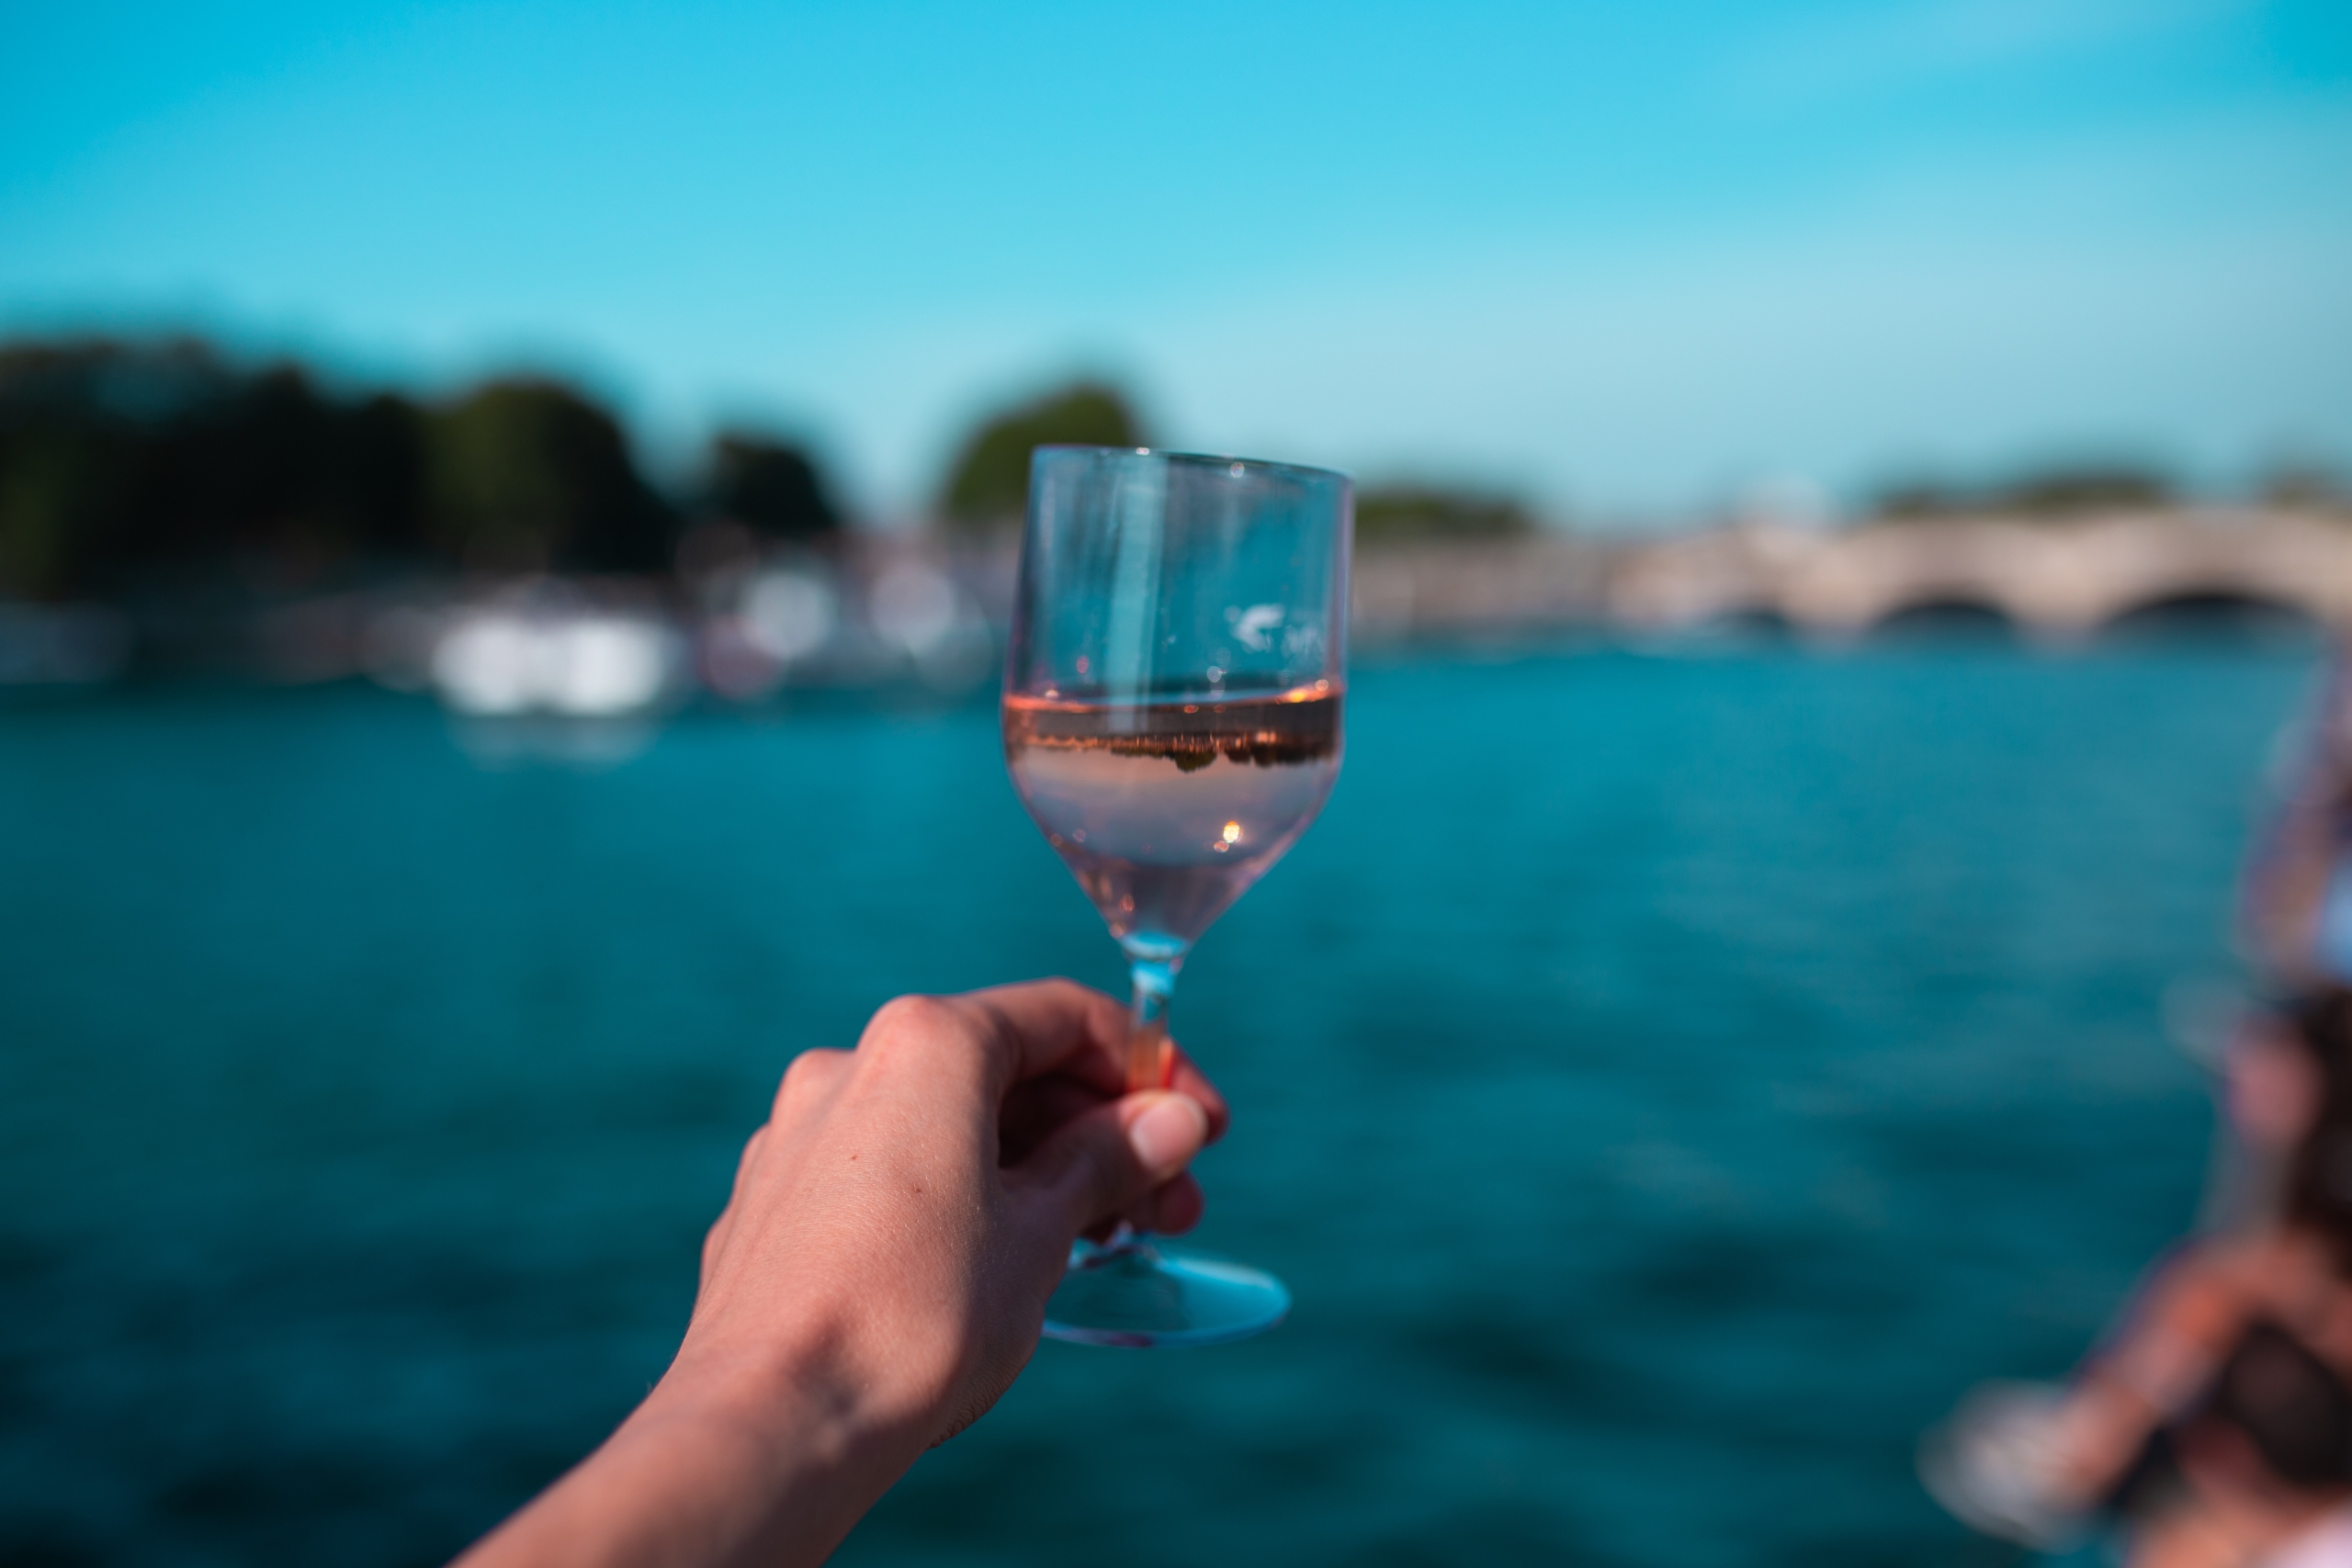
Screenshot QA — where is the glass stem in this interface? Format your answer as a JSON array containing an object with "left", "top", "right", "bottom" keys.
[
  {"left": 1125, "top": 957, "right": 1177, "bottom": 1094},
  {"left": 1099, "top": 957, "right": 1180, "bottom": 1258}
]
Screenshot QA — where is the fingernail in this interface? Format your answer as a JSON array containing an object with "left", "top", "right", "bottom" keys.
[{"left": 1126, "top": 1094, "right": 1206, "bottom": 1172}]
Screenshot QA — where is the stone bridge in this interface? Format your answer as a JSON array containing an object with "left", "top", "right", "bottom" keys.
[{"left": 1603, "top": 509, "right": 2352, "bottom": 637}]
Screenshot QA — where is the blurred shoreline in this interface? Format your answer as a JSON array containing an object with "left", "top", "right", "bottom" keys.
[
  {"left": 6, "top": 504, "right": 2343, "bottom": 711},
  {"left": 6, "top": 336, "right": 2346, "bottom": 715}
]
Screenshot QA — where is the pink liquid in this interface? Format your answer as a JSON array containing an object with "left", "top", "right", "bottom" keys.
[{"left": 1004, "top": 687, "right": 1343, "bottom": 955}]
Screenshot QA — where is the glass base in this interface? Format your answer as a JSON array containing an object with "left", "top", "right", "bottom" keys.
[{"left": 1041, "top": 1231, "right": 1290, "bottom": 1348}]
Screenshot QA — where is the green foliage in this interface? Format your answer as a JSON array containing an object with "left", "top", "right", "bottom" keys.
[
  {"left": 706, "top": 433, "right": 840, "bottom": 538},
  {"left": 1876, "top": 465, "right": 2175, "bottom": 520},
  {"left": 0, "top": 337, "right": 433, "bottom": 598},
  {"left": 0, "top": 337, "right": 692, "bottom": 596},
  {"left": 1, "top": 339, "right": 205, "bottom": 597},
  {"left": 1353, "top": 484, "right": 1536, "bottom": 545},
  {"left": 937, "top": 382, "right": 1142, "bottom": 527},
  {"left": 424, "top": 380, "right": 671, "bottom": 572},
  {"left": 0, "top": 423, "right": 124, "bottom": 600}
]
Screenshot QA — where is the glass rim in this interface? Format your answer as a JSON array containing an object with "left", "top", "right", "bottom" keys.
[{"left": 1031, "top": 444, "right": 1352, "bottom": 487}]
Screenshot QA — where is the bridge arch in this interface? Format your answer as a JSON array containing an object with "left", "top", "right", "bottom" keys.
[
  {"left": 1865, "top": 596, "right": 2020, "bottom": 641},
  {"left": 2099, "top": 589, "right": 2325, "bottom": 644},
  {"left": 1609, "top": 513, "right": 2352, "bottom": 640},
  {"left": 1691, "top": 604, "right": 1798, "bottom": 641}
]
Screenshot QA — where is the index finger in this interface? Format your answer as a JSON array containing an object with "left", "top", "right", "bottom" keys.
[
  {"left": 956, "top": 977, "right": 1128, "bottom": 1092},
  {"left": 957, "top": 978, "right": 1230, "bottom": 1143}
]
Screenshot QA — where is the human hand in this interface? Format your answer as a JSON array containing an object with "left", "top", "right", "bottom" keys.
[
  {"left": 683, "top": 977, "right": 1227, "bottom": 1444},
  {"left": 456, "top": 978, "right": 1224, "bottom": 1568}
]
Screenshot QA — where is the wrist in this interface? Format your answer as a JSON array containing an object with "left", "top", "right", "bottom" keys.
[
  {"left": 643, "top": 1310, "right": 943, "bottom": 1511},
  {"left": 643, "top": 1351, "right": 879, "bottom": 1483}
]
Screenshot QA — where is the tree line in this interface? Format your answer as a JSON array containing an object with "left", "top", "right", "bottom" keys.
[
  {"left": 0, "top": 337, "right": 841, "bottom": 601},
  {"left": 1870, "top": 464, "right": 2344, "bottom": 521},
  {"left": 0, "top": 333, "right": 1563, "bottom": 603},
  {"left": 18, "top": 333, "right": 2335, "bottom": 605}
]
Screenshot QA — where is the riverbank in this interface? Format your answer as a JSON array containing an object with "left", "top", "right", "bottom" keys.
[{"left": 2, "top": 506, "right": 2342, "bottom": 708}]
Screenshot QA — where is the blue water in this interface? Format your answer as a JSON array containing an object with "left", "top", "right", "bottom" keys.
[{"left": 0, "top": 645, "right": 2322, "bottom": 1566}]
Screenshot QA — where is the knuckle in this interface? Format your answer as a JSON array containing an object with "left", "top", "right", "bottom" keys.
[
  {"left": 775, "top": 1049, "right": 846, "bottom": 1105},
  {"left": 864, "top": 993, "right": 956, "bottom": 1052},
  {"left": 732, "top": 1125, "right": 766, "bottom": 1178},
  {"left": 786, "top": 1046, "right": 847, "bottom": 1083},
  {"left": 1034, "top": 976, "right": 1107, "bottom": 1026}
]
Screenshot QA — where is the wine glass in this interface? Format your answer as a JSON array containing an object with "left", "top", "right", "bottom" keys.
[{"left": 1002, "top": 445, "right": 1351, "bottom": 1347}]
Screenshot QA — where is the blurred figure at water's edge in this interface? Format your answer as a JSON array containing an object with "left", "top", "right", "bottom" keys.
[
  {"left": 1927, "top": 654, "right": 2352, "bottom": 1566},
  {"left": 2245, "top": 663, "right": 2352, "bottom": 995}
]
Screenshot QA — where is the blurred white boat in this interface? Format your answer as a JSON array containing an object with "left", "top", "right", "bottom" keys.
[{"left": 429, "top": 604, "right": 686, "bottom": 718}]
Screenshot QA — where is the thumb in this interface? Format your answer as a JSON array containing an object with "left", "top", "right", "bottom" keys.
[{"left": 1010, "top": 1091, "right": 1209, "bottom": 1238}]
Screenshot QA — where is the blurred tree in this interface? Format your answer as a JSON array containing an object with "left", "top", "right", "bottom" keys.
[
  {"left": 332, "top": 393, "right": 432, "bottom": 555},
  {"left": 1353, "top": 484, "right": 1536, "bottom": 545},
  {"left": 0, "top": 337, "right": 433, "bottom": 598},
  {"left": 1872, "top": 479, "right": 1967, "bottom": 519},
  {"left": 150, "top": 364, "right": 345, "bottom": 570},
  {"left": 1, "top": 338, "right": 210, "bottom": 597},
  {"left": 0, "top": 336, "right": 694, "bottom": 598},
  {"left": 706, "top": 432, "right": 841, "bottom": 539},
  {"left": 1998, "top": 467, "right": 2172, "bottom": 514},
  {"left": 937, "top": 381, "right": 1142, "bottom": 527},
  {"left": 0, "top": 423, "right": 120, "bottom": 599},
  {"left": 424, "top": 379, "right": 671, "bottom": 572},
  {"left": 1876, "top": 465, "right": 2175, "bottom": 520}
]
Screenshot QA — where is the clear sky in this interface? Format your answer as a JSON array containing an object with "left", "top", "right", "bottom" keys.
[{"left": 3, "top": 0, "right": 2347, "bottom": 522}]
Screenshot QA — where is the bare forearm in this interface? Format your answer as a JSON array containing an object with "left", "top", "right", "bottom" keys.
[{"left": 455, "top": 1354, "right": 926, "bottom": 1568}]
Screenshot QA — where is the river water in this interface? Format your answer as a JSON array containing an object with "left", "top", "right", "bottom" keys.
[{"left": 0, "top": 640, "right": 2324, "bottom": 1565}]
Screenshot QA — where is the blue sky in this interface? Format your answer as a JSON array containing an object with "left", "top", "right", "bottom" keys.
[{"left": 3, "top": 0, "right": 2346, "bottom": 522}]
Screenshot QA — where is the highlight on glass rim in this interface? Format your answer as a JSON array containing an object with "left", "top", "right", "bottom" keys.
[{"left": 4, "top": 4, "right": 2350, "bottom": 1564}]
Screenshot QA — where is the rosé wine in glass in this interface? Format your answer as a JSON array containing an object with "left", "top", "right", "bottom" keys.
[{"left": 1003, "top": 685, "right": 1341, "bottom": 958}]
